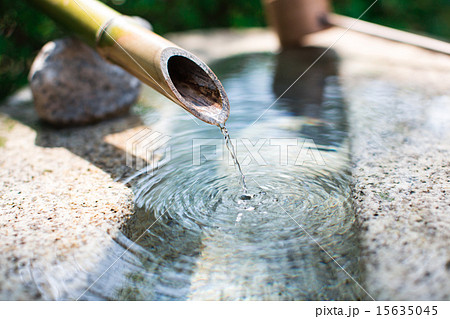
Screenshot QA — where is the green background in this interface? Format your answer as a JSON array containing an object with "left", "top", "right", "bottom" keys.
[{"left": 1, "top": 0, "right": 449, "bottom": 101}]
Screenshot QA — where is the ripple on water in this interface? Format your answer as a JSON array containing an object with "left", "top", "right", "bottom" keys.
[{"left": 104, "top": 52, "right": 365, "bottom": 300}]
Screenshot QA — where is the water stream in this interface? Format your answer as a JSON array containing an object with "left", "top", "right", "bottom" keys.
[
  {"left": 85, "top": 50, "right": 366, "bottom": 300},
  {"left": 219, "top": 124, "right": 248, "bottom": 194}
]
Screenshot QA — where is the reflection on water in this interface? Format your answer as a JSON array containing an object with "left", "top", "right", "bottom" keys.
[{"left": 89, "top": 50, "right": 365, "bottom": 300}]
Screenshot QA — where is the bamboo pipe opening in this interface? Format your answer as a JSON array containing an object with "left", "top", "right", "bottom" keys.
[
  {"left": 96, "top": 19, "right": 230, "bottom": 126},
  {"left": 168, "top": 56, "right": 222, "bottom": 116},
  {"left": 160, "top": 48, "right": 229, "bottom": 126}
]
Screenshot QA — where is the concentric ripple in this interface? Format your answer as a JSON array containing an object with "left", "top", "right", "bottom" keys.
[{"left": 106, "top": 52, "right": 365, "bottom": 300}]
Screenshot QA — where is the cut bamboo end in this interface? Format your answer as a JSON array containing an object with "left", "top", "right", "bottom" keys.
[
  {"left": 96, "top": 16, "right": 230, "bottom": 126},
  {"left": 161, "top": 48, "right": 230, "bottom": 126}
]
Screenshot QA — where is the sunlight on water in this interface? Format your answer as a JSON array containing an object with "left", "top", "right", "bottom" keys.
[{"left": 94, "top": 51, "right": 366, "bottom": 300}]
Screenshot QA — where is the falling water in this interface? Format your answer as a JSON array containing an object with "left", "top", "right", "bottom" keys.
[{"left": 219, "top": 124, "right": 248, "bottom": 194}]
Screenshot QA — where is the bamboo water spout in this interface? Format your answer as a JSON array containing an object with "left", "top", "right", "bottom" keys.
[{"left": 26, "top": 0, "right": 230, "bottom": 125}]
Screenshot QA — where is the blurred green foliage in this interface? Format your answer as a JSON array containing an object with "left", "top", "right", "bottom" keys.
[{"left": 1, "top": 0, "right": 449, "bottom": 101}]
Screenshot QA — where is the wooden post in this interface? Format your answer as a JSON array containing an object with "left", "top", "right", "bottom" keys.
[{"left": 263, "top": 0, "right": 330, "bottom": 48}]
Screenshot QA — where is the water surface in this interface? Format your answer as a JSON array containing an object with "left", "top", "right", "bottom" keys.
[{"left": 90, "top": 50, "right": 365, "bottom": 300}]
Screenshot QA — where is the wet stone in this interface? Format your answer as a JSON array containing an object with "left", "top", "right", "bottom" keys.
[{"left": 28, "top": 37, "right": 141, "bottom": 126}]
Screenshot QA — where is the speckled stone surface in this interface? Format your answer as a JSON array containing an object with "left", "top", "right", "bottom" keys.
[
  {"left": 29, "top": 37, "right": 141, "bottom": 126},
  {"left": 343, "top": 66, "right": 450, "bottom": 300},
  {"left": 301, "top": 28, "right": 450, "bottom": 300},
  {"left": 0, "top": 88, "right": 143, "bottom": 300}
]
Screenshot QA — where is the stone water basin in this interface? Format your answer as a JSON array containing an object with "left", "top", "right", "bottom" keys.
[{"left": 1, "top": 27, "right": 449, "bottom": 300}]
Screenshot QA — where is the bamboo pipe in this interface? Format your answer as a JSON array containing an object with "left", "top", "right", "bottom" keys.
[
  {"left": 262, "top": 0, "right": 450, "bottom": 55},
  {"left": 327, "top": 14, "right": 450, "bottom": 55},
  {"left": 26, "top": 0, "right": 230, "bottom": 126}
]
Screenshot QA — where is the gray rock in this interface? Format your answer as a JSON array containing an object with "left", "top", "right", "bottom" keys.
[{"left": 29, "top": 37, "right": 141, "bottom": 126}]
